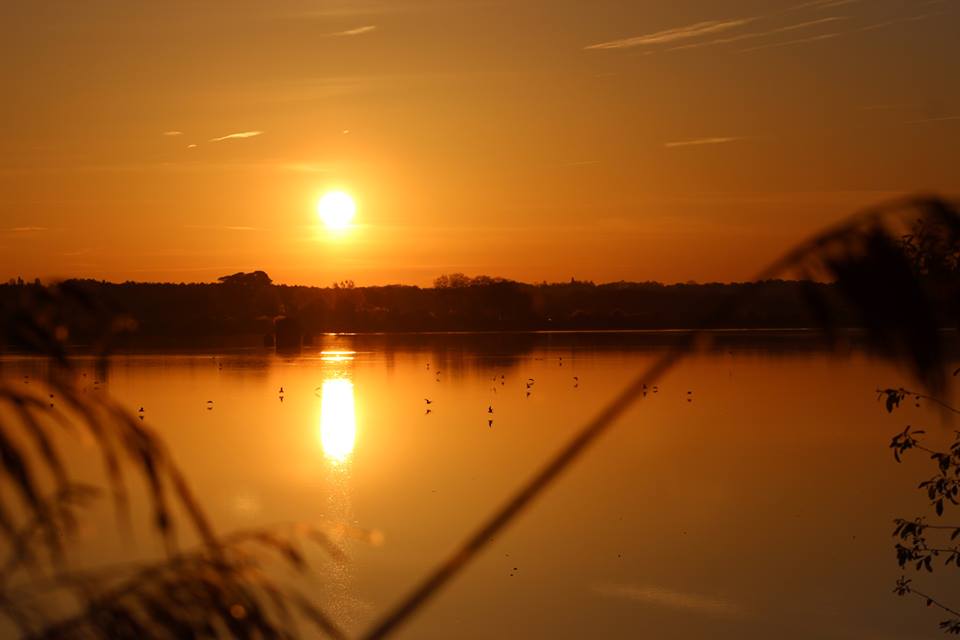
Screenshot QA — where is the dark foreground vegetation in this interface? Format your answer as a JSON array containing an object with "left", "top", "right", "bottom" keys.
[
  {"left": 0, "top": 195, "right": 957, "bottom": 638},
  {"left": 0, "top": 268, "right": 957, "bottom": 349},
  {"left": 2, "top": 201, "right": 957, "bottom": 348}
]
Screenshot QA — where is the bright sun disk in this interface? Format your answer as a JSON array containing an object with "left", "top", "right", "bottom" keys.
[{"left": 317, "top": 191, "right": 356, "bottom": 230}]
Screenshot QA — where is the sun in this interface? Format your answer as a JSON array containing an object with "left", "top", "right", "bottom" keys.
[{"left": 317, "top": 191, "right": 356, "bottom": 230}]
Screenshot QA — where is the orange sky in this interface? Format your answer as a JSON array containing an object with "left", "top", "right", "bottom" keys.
[{"left": 2, "top": 0, "right": 958, "bottom": 286}]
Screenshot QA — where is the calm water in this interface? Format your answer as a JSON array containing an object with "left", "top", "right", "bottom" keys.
[{"left": 3, "top": 332, "right": 959, "bottom": 639}]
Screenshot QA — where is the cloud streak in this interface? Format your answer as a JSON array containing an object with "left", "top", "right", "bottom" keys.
[
  {"left": 664, "top": 137, "right": 742, "bottom": 148},
  {"left": 741, "top": 31, "right": 840, "bottom": 52},
  {"left": 668, "top": 16, "right": 847, "bottom": 51},
  {"left": 585, "top": 18, "right": 754, "bottom": 50},
  {"left": 329, "top": 25, "right": 377, "bottom": 36},
  {"left": 208, "top": 131, "right": 264, "bottom": 142},
  {"left": 785, "top": 0, "right": 859, "bottom": 12},
  {"left": 592, "top": 583, "right": 743, "bottom": 617}
]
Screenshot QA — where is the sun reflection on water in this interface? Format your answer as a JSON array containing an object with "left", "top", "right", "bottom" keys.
[{"left": 318, "top": 378, "right": 356, "bottom": 463}]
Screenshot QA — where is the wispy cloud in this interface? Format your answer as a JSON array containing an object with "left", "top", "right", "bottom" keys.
[
  {"left": 585, "top": 18, "right": 755, "bottom": 50},
  {"left": 668, "top": 16, "right": 847, "bottom": 51},
  {"left": 785, "top": 0, "right": 859, "bottom": 12},
  {"left": 209, "top": 131, "right": 263, "bottom": 142},
  {"left": 295, "top": 1, "right": 490, "bottom": 19},
  {"left": 741, "top": 31, "right": 840, "bottom": 52},
  {"left": 665, "top": 137, "right": 742, "bottom": 148},
  {"left": 592, "top": 583, "right": 743, "bottom": 617},
  {"left": 329, "top": 25, "right": 377, "bottom": 37},
  {"left": 163, "top": 131, "right": 183, "bottom": 136},
  {"left": 857, "top": 10, "right": 939, "bottom": 33},
  {"left": 588, "top": 0, "right": 937, "bottom": 57}
]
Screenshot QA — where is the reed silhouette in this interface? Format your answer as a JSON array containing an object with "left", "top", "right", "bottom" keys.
[{"left": 0, "top": 194, "right": 956, "bottom": 638}]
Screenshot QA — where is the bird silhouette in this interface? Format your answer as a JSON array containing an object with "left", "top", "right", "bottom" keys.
[
  {"left": 278, "top": 387, "right": 284, "bottom": 394},
  {"left": 488, "top": 405, "right": 493, "bottom": 414},
  {"left": 138, "top": 407, "right": 144, "bottom": 413},
  {"left": 425, "top": 398, "right": 433, "bottom": 404},
  {"left": 425, "top": 408, "right": 432, "bottom": 415},
  {"left": 488, "top": 419, "right": 493, "bottom": 428}
]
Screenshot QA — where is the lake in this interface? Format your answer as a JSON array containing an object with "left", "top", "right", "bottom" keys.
[{"left": 2, "top": 331, "right": 958, "bottom": 639}]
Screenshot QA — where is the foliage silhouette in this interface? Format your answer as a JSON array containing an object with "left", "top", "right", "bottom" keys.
[
  {"left": 887, "top": 380, "right": 960, "bottom": 634},
  {"left": 361, "top": 195, "right": 960, "bottom": 639},
  {"left": 0, "top": 194, "right": 956, "bottom": 638},
  {"left": 0, "top": 284, "right": 361, "bottom": 638}
]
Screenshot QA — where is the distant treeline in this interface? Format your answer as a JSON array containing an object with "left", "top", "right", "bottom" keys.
[{"left": 0, "top": 270, "right": 907, "bottom": 348}]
